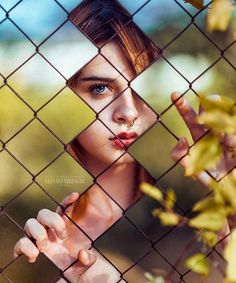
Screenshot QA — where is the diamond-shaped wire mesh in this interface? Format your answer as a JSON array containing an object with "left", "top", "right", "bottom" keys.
[{"left": 0, "top": 0, "right": 236, "bottom": 282}]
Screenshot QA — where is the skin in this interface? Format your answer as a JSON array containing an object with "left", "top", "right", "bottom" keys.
[
  {"left": 73, "top": 41, "right": 157, "bottom": 176},
  {"left": 13, "top": 42, "right": 235, "bottom": 282}
]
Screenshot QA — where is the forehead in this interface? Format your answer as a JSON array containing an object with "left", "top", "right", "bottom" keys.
[{"left": 77, "top": 41, "right": 135, "bottom": 81}]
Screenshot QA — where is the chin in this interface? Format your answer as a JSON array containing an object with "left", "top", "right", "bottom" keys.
[{"left": 111, "top": 152, "right": 134, "bottom": 165}]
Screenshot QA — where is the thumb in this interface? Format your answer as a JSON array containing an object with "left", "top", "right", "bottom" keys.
[
  {"left": 62, "top": 250, "right": 97, "bottom": 282},
  {"left": 172, "top": 137, "right": 214, "bottom": 187},
  {"left": 171, "top": 137, "right": 189, "bottom": 167}
]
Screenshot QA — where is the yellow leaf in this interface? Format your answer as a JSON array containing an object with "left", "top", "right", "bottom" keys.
[
  {"left": 184, "top": 0, "right": 204, "bottom": 10},
  {"left": 155, "top": 211, "right": 180, "bottom": 226},
  {"left": 225, "top": 229, "right": 236, "bottom": 282},
  {"left": 223, "top": 279, "right": 236, "bottom": 283},
  {"left": 165, "top": 188, "right": 176, "bottom": 209},
  {"left": 199, "top": 95, "right": 235, "bottom": 114},
  {"left": 213, "top": 175, "right": 236, "bottom": 209},
  {"left": 208, "top": 179, "right": 226, "bottom": 204},
  {"left": 200, "top": 231, "right": 218, "bottom": 247},
  {"left": 207, "top": 0, "right": 233, "bottom": 32},
  {"left": 185, "top": 253, "right": 210, "bottom": 276},
  {"left": 193, "top": 196, "right": 221, "bottom": 212},
  {"left": 189, "top": 211, "right": 226, "bottom": 231},
  {"left": 197, "top": 110, "right": 236, "bottom": 135},
  {"left": 140, "top": 182, "right": 163, "bottom": 202},
  {"left": 185, "top": 134, "right": 222, "bottom": 176},
  {"left": 152, "top": 208, "right": 162, "bottom": 218}
]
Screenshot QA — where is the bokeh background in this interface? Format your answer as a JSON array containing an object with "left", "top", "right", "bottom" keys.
[{"left": 0, "top": 0, "right": 235, "bottom": 282}]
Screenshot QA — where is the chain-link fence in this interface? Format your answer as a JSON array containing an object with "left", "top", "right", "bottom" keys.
[{"left": 0, "top": 0, "right": 236, "bottom": 282}]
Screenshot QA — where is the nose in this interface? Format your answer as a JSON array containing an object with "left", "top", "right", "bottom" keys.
[{"left": 113, "top": 88, "right": 138, "bottom": 126}]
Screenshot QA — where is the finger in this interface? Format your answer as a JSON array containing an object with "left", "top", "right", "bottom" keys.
[
  {"left": 171, "top": 92, "right": 206, "bottom": 141},
  {"left": 62, "top": 250, "right": 97, "bottom": 282},
  {"left": 24, "top": 218, "right": 48, "bottom": 251},
  {"left": 37, "top": 209, "right": 67, "bottom": 240},
  {"left": 223, "top": 134, "right": 236, "bottom": 151},
  {"left": 78, "top": 250, "right": 96, "bottom": 267},
  {"left": 172, "top": 137, "right": 212, "bottom": 187},
  {"left": 171, "top": 137, "right": 189, "bottom": 167},
  {"left": 218, "top": 220, "right": 231, "bottom": 250},
  {"left": 56, "top": 192, "right": 80, "bottom": 216},
  {"left": 74, "top": 250, "right": 96, "bottom": 275},
  {"left": 14, "top": 237, "right": 39, "bottom": 263}
]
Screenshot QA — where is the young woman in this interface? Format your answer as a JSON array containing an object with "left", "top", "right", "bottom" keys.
[{"left": 13, "top": 1, "right": 235, "bottom": 282}]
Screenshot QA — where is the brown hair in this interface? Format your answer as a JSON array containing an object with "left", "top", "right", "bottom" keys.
[
  {"left": 67, "top": 0, "right": 156, "bottom": 196},
  {"left": 69, "top": 0, "right": 160, "bottom": 75}
]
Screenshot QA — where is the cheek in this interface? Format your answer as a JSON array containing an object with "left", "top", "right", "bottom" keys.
[
  {"left": 77, "top": 121, "right": 117, "bottom": 163},
  {"left": 139, "top": 106, "right": 157, "bottom": 130},
  {"left": 76, "top": 121, "right": 135, "bottom": 165},
  {"left": 77, "top": 122, "right": 107, "bottom": 153},
  {"left": 80, "top": 94, "right": 115, "bottom": 113}
]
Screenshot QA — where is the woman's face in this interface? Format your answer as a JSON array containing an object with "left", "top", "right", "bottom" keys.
[{"left": 69, "top": 41, "right": 156, "bottom": 171}]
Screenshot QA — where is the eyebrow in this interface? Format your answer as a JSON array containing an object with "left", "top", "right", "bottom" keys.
[{"left": 77, "top": 76, "right": 116, "bottom": 83}]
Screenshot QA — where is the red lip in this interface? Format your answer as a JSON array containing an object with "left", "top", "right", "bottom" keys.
[
  {"left": 116, "top": 132, "right": 138, "bottom": 139},
  {"left": 109, "top": 132, "right": 138, "bottom": 149}
]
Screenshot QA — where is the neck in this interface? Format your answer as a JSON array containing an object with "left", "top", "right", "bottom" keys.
[
  {"left": 78, "top": 148, "right": 138, "bottom": 209},
  {"left": 97, "top": 161, "right": 138, "bottom": 209}
]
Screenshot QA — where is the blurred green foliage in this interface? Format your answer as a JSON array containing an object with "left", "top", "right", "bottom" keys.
[{"left": 0, "top": 1, "right": 236, "bottom": 281}]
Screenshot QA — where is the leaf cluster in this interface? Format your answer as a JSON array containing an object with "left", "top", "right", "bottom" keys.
[
  {"left": 184, "top": 0, "right": 235, "bottom": 34},
  {"left": 141, "top": 95, "right": 236, "bottom": 282}
]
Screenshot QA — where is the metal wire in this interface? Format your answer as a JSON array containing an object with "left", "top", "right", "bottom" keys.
[{"left": 0, "top": 0, "right": 235, "bottom": 282}]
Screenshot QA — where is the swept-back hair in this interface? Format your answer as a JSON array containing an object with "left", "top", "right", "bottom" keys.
[
  {"left": 69, "top": 0, "right": 160, "bottom": 74},
  {"left": 67, "top": 0, "right": 156, "bottom": 190}
]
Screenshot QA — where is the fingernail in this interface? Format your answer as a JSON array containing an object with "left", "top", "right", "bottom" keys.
[
  {"left": 81, "top": 249, "right": 95, "bottom": 266},
  {"left": 83, "top": 251, "right": 90, "bottom": 265},
  {"left": 71, "top": 192, "right": 79, "bottom": 198},
  {"left": 178, "top": 137, "right": 186, "bottom": 148},
  {"left": 171, "top": 92, "right": 182, "bottom": 100}
]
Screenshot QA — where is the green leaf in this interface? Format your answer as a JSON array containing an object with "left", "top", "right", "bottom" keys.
[
  {"left": 158, "top": 211, "right": 180, "bottom": 226},
  {"left": 144, "top": 273, "right": 165, "bottom": 283},
  {"left": 199, "top": 95, "right": 235, "bottom": 114},
  {"left": 185, "top": 253, "right": 210, "bottom": 276},
  {"left": 198, "top": 110, "right": 236, "bottom": 135},
  {"left": 140, "top": 182, "right": 163, "bottom": 202},
  {"left": 207, "top": 0, "right": 233, "bottom": 32},
  {"left": 189, "top": 211, "right": 226, "bottom": 231},
  {"left": 184, "top": 0, "right": 204, "bottom": 10},
  {"left": 144, "top": 272, "right": 155, "bottom": 282},
  {"left": 224, "top": 229, "right": 236, "bottom": 282},
  {"left": 185, "top": 134, "right": 222, "bottom": 176},
  {"left": 165, "top": 188, "right": 176, "bottom": 209},
  {"left": 154, "top": 277, "right": 165, "bottom": 283}
]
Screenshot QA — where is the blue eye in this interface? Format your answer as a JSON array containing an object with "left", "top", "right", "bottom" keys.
[{"left": 90, "top": 84, "right": 111, "bottom": 96}]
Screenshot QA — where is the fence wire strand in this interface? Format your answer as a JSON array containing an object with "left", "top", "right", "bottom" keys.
[{"left": 0, "top": 0, "right": 235, "bottom": 282}]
